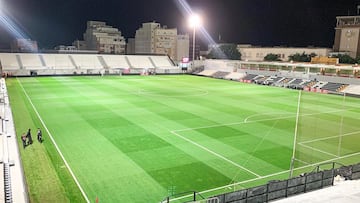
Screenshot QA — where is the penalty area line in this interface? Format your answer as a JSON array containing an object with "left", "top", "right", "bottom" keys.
[
  {"left": 17, "top": 78, "right": 90, "bottom": 203},
  {"left": 299, "top": 130, "right": 360, "bottom": 144},
  {"left": 298, "top": 143, "right": 338, "bottom": 158}
]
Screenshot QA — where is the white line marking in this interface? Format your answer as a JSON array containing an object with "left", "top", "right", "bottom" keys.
[
  {"left": 17, "top": 78, "right": 90, "bottom": 203},
  {"left": 299, "top": 130, "right": 360, "bottom": 144},
  {"left": 174, "top": 109, "right": 348, "bottom": 132},
  {"left": 170, "top": 130, "right": 261, "bottom": 178},
  {"left": 298, "top": 143, "right": 338, "bottom": 157},
  {"left": 244, "top": 112, "right": 295, "bottom": 123},
  {"left": 169, "top": 150, "right": 360, "bottom": 202},
  {"left": 293, "top": 158, "right": 311, "bottom": 165}
]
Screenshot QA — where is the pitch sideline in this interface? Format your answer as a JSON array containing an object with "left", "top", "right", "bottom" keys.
[{"left": 17, "top": 78, "right": 90, "bottom": 203}]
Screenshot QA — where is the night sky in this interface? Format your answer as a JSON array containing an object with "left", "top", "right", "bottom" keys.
[{"left": 1, "top": 0, "right": 360, "bottom": 49}]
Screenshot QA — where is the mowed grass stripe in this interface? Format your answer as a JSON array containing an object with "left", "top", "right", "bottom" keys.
[
  {"left": 26, "top": 76, "right": 276, "bottom": 190},
  {"left": 177, "top": 118, "right": 294, "bottom": 175},
  {"left": 69, "top": 76, "right": 294, "bottom": 179},
  {"left": 88, "top": 75, "right": 294, "bottom": 176},
  {"left": 21, "top": 77, "right": 168, "bottom": 202},
  {"left": 20, "top": 77, "right": 239, "bottom": 201},
  {"left": 10, "top": 75, "right": 360, "bottom": 202},
  {"left": 69, "top": 77, "right": 253, "bottom": 188}
]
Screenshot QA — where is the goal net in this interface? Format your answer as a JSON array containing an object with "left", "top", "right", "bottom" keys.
[{"left": 291, "top": 91, "right": 360, "bottom": 174}]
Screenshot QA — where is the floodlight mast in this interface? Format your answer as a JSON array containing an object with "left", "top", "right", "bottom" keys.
[{"left": 189, "top": 14, "right": 201, "bottom": 62}]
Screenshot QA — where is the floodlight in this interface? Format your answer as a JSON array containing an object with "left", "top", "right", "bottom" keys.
[
  {"left": 188, "top": 14, "right": 202, "bottom": 61},
  {"left": 189, "top": 14, "right": 202, "bottom": 28}
]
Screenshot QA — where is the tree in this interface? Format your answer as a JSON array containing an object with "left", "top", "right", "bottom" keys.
[
  {"left": 264, "top": 53, "right": 281, "bottom": 61},
  {"left": 355, "top": 56, "right": 360, "bottom": 64},
  {"left": 207, "top": 44, "right": 241, "bottom": 60},
  {"left": 331, "top": 54, "right": 356, "bottom": 64},
  {"left": 288, "top": 52, "right": 317, "bottom": 62}
]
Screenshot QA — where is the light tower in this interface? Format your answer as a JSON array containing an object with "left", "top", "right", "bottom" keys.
[{"left": 189, "top": 14, "right": 202, "bottom": 61}]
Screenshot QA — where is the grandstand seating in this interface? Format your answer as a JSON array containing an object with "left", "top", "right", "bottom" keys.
[
  {"left": 280, "top": 78, "right": 292, "bottom": 84},
  {"left": 149, "top": 56, "right": 175, "bottom": 68},
  {"left": 241, "top": 74, "right": 258, "bottom": 81},
  {"left": 262, "top": 76, "right": 283, "bottom": 85},
  {"left": 42, "top": 54, "right": 75, "bottom": 69},
  {"left": 212, "top": 71, "right": 230, "bottom": 79},
  {"left": 321, "top": 82, "right": 348, "bottom": 92},
  {"left": 342, "top": 85, "right": 360, "bottom": 95},
  {"left": 288, "top": 79, "right": 303, "bottom": 85},
  {"left": 0, "top": 53, "right": 180, "bottom": 75},
  {"left": 311, "top": 81, "right": 328, "bottom": 89},
  {"left": 4, "top": 163, "right": 12, "bottom": 203},
  {"left": 126, "top": 55, "right": 154, "bottom": 69},
  {"left": 302, "top": 80, "right": 316, "bottom": 87},
  {"left": 286, "top": 78, "right": 304, "bottom": 89},
  {"left": 225, "top": 72, "right": 245, "bottom": 80},
  {"left": 254, "top": 76, "right": 269, "bottom": 85},
  {"left": 101, "top": 55, "right": 130, "bottom": 69},
  {"left": 197, "top": 70, "right": 218, "bottom": 77},
  {"left": 191, "top": 66, "right": 205, "bottom": 74},
  {"left": 19, "top": 54, "right": 44, "bottom": 69},
  {"left": 271, "top": 77, "right": 284, "bottom": 83},
  {"left": 71, "top": 54, "right": 103, "bottom": 69},
  {"left": 0, "top": 53, "right": 20, "bottom": 70}
]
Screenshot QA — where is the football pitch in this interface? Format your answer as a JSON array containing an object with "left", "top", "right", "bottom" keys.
[{"left": 6, "top": 75, "right": 360, "bottom": 202}]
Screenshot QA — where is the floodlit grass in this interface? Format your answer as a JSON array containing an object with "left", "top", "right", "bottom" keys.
[{"left": 6, "top": 75, "right": 360, "bottom": 202}]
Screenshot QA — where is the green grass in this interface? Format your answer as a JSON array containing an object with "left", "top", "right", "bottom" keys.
[{"left": 6, "top": 75, "right": 360, "bottom": 202}]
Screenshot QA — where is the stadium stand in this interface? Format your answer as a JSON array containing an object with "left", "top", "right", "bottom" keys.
[
  {"left": 190, "top": 66, "right": 205, "bottom": 74},
  {"left": 254, "top": 75, "right": 268, "bottom": 85},
  {"left": 101, "top": 55, "right": 130, "bottom": 69},
  {"left": 0, "top": 53, "right": 20, "bottom": 70},
  {"left": 149, "top": 55, "right": 175, "bottom": 68},
  {"left": 302, "top": 80, "right": 316, "bottom": 87},
  {"left": 4, "top": 163, "right": 12, "bottom": 202},
  {"left": 311, "top": 81, "right": 328, "bottom": 89},
  {"left": 270, "top": 77, "right": 284, "bottom": 83},
  {"left": 288, "top": 78, "right": 303, "bottom": 85},
  {"left": 94, "top": 55, "right": 126, "bottom": 75},
  {"left": 42, "top": 54, "right": 75, "bottom": 69},
  {"left": 321, "top": 82, "right": 348, "bottom": 92},
  {"left": 149, "top": 56, "right": 180, "bottom": 74},
  {"left": 197, "top": 59, "right": 360, "bottom": 95},
  {"left": 342, "top": 85, "right": 360, "bottom": 95},
  {"left": 126, "top": 55, "right": 154, "bottom": 69},
  {"left": 212, "top": 71, "right": 230, "bottom": 79},
  {"left": 262, "top": 76, "right": 283, "bottom": 85},
  {"left": 19, "top": 54, "right": 44, "bottom": 69},
  {"left": 241, "top": 74, "right": 258, "bottom": 82},
  {"left": 197, "top": 70, "right": 218, "bottom": 77},
  {"left": 225, "top": 72, "right": 245, "bottom": 80},
  {"left": 287, "top": 78, "right": 304, "bottom": 89},
  {"left": 0, "top": 53, "right": 180, "bottom": 76},
  {"left": 0, "top": 78, "right": 27, "bottom": 202},
  {"left": 71, "top": 54, "right": 103, "bottom": 69}
]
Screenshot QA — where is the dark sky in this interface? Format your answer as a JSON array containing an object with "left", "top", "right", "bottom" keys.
[{"left": 1, "top": 0, "right": 360, "bottom": 49}]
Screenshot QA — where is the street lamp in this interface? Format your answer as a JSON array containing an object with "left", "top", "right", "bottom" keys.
[{"left": 189, "top": 14, "right": 201, "bottom": 61}]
